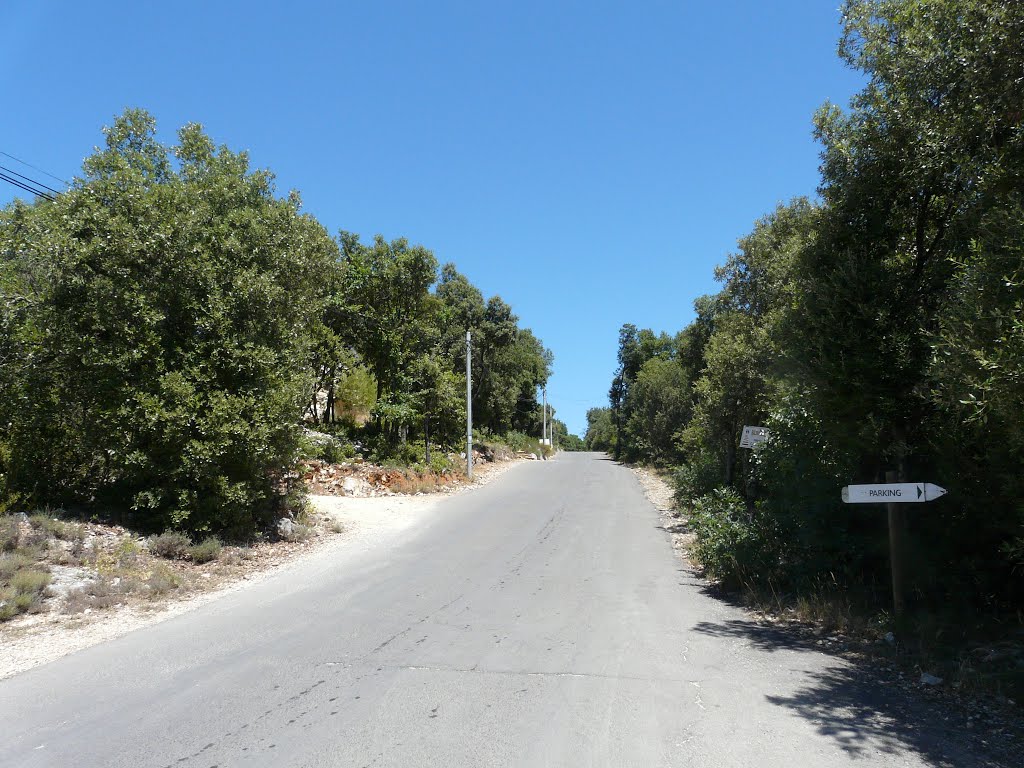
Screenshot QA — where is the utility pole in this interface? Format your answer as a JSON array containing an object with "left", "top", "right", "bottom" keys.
[
  {"left": 466, "top": 330, "right": 473, "bottom": 480},
  {"left": 542, "top": 387, "right": 547, "bottom": 444}
]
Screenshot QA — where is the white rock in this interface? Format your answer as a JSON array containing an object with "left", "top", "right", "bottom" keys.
[
  {"left": 342, "top": 477, "right": 358, "bottom": 496},
  {"left": 920, "top": 673, "right": 943, "bottom": 686}
]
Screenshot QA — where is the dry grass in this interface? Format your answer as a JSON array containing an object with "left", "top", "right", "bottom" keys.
[
  {"left": 0, "top": 556, "right": 51, "bottom": 621},
  {"left": 0, "top": 516, "right": 19, "bottom": 553},
  {"left": 0, "top": 552, "right": 34, "bottom": 582},
  {"left": 388, "top": 470, "right": 451, "bottom": 495},
  {"left": 63, "top": 576, "right": 131, "bottom": 614},
  {"left": 144, "top": 562, "right": 183, "bottom": 596},
  {"left": 28, "top": 513, "right": 85, "bottom": 544},
  {"left": 0, "top": 497, "right": 345, "bottom": 633},
  {"left": 281, "top": 523, "right": 313, "bottom": 542},
  {"left": 0, "top": 515, "right": 53, "bottom": 622},
  {"left": 737, "top": 576, "right": 878, "bottom": 637}
]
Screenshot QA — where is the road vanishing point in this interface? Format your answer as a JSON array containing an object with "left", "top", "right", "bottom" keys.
[{"left": 0, "top": 453, "right": 989, "bottom": 767}]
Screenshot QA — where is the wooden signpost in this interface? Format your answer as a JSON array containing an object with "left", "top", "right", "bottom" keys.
[{"left": 841, "top": 476, "right": 947, "bottom": 618}]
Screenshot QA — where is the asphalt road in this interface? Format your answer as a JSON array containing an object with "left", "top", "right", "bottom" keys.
[{"left": 0, "top": 453, "right": 994, "bottom": 767}]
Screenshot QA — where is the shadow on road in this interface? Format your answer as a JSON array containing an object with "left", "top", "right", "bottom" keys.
[
  {"left": 691, "top": 618, "right": 1021, "bottom": 767},
  {"left": 692, "top": 618, "right": 823, "bottom": 654}
]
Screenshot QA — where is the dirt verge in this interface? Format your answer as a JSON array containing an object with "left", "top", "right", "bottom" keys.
[{"left": 0, "top": 457, "right": 521, "bottom": 680}]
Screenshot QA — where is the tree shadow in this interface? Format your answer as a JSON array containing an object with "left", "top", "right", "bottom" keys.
[
  {"left": 692, "top": 618, "right": 824, "bottom": 654},
  {"left": 691, "top": 618, "right": 1023, "bottom": 767}
]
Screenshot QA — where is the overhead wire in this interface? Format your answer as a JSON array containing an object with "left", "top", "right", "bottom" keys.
[
  {"left": 0, "top": 150, "right": 69, "bottom": 185},
  {"left": 0, "top": 151, "right": 67, "bottom": 201},
  {"left": 0, "top": 164, "right": 62, "bottom": 196},
  {"left": 0, "top": 169, "right": 55, "bottom": 201}
]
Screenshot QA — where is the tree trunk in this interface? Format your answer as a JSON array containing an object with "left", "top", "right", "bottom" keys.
[
  {"left": 424, "top": 417, "right": 431, "bottom": 464},
  {"left": 326, "top": 371, "right": 335, "bottom": 424},
  {"left": 724, "top": 428, "right": 736, "bottom": 486}
]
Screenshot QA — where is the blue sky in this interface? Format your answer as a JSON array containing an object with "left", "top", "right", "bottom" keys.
[{"left": 0, "top": 1, "right": 864, "bottom": 437}]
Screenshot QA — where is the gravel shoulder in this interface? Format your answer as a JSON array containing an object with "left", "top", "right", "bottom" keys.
[
  {"left": 0, "top": 458, "right": 522, "bottom": 680},
  {"left": 631, "top": 464, "right": 696, "bottom": 560}
]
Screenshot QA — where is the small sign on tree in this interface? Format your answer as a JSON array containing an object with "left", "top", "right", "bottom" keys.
[{"left": 740, "top": 425, "right": 770, "bottom": 449}]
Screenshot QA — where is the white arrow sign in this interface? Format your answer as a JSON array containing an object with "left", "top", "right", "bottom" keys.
[{"left": 841, "top": 483, "right": 947, "bottom": 504}]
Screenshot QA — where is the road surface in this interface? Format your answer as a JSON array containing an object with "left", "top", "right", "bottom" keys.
[{"left": 0, "top": 453, "right": 992, "bottom": 766}]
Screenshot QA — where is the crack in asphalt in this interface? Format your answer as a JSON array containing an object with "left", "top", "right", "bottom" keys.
[
  {"left": 319, "top": 659, "right": 690, "bottom": 685},
  {"left": 364, "top": 592, "right": 466, "bottom": 656}
]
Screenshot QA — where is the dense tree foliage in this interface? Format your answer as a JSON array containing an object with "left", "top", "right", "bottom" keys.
[
  {"left": 583, "top": 408, "right": 616, "bottom": 452},
  {"left": 599, "top": 0, "right": 1024, "bottom": 617},
  {"left": 0, "top": 111, "right": 337, "bottom": 534},
  {"left": 0, "top": 110, "right": 554, "bottom": 535},
  {"left": 552, "top": 420, "right": 586, "bottom": 452}
]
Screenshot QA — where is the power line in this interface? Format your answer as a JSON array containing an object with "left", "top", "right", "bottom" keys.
[
  {"left": 0, "top": 169, "right": 55, "bottom": 201},
  {"left": 0, "top": 150, "right": 69, "bottom": 186},
  {"left": 0, "top": 164, "right": 62, "bottom": 196}
]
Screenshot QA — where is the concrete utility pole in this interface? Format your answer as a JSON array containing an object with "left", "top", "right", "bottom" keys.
[
  {"left": 466, "top": 330, "right": 473, "bottom": 480},
  {"left": 542, "top": 388, "right": 547, "bottom": 444}
]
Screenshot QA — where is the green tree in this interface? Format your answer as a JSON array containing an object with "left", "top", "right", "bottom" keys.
[
  {"left": 623, "top": 358, "right": 691, "bottom": 466},
  {"left": 409, "top": 354, "right": 466, "bottom": 461},
  {"left": 609, "top": 324, "right": 677, "bottom": 460},
  {"left": 552, "top": 421, "right": 586, "bottom": 451},
  {"left": 339, "top": 234, "right": 438, "bottom": 402},
  {"left": 0, "top": 110, "right": 338, "bottom": 535},
  {"left": 584, "top": 407, "right": 616, "bottom": 452}
]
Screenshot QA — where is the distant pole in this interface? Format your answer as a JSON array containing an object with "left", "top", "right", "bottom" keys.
[
  {"left": 542, "top": 388, "right": 547, "bottom": 443},
  {"left": 466, "top": 330, "right": 473, "bottom": 480},
  {"left": 886, "top": 469, "right": 907, "bottom": 618}
]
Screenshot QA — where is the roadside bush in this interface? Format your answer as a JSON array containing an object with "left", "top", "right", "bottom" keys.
[
  {"left": 688, "top": 487, "right": 777, "bottom": 590},
  {"left": 671, "top": 455, "right": 721, "bottom": 509},
  {"left": 188, "top": 537, "right": 222, "bottom": 564},
  {"left": 497, "top": 431, "right": 540, "bottom": 454},
  {"left": 425, "top": 452, "right": 454, "bottom": 474},
  {"left": 149, "top": 531, "right": 191, "bottom": 560},
  {"left": 300, "top": 429, "right": 357, "bottom": 464},
  {"left": 316, "top": 442, "right": 342, "bottom": 464}
]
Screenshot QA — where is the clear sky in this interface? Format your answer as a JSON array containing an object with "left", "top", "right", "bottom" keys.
[{"left": 0, "top": 1, "right": 864, "bottom": 437}]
